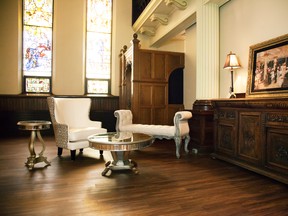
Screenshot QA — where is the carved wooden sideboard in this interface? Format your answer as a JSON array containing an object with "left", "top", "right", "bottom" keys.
[{"left": 212, "top": 97, "right": 288, "bottom": 184}]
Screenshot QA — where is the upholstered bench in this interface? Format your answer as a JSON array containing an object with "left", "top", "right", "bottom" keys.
[{"left": 114, "top": 110, "right": 192, "bottom": 158}]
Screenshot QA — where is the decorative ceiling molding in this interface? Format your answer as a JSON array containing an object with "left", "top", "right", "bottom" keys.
[
  {"left": 165, "top": 0, "right": 188, "bottom": 10},
  {"left": 133, "top": 0, "right": 229, "bottom": 47},
  {"left": 140, "top": 26, "right": 156, "bottom": 36},
  {"left": 203, "top": 0, "right": 230, "bottom": 6},
  {"left": 132, "top": 0, "right": 190, "bottom": 40},
  {"left": 150, "top": 13, "right": 169, "bottom": 25},
  {"left": 132, "top": 0, "right": 163, "bottom": 33}
]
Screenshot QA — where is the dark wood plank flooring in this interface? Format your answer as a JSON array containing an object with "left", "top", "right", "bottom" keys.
[{"left": 0, "top": 135, "right": 287, "bottom": 216}]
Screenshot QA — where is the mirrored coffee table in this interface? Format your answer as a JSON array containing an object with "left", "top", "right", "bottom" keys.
[{"left": 88, "top": 132, "right": 153, "bottom": 176}]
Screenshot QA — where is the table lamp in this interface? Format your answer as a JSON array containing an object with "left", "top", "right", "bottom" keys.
[{"left": 223, "top": 51, "right": 241, "bottom": 98}]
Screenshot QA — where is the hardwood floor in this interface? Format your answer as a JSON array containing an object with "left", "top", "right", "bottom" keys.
[{"left": 0, "top": 135, "right": 287, "bottom": 216}]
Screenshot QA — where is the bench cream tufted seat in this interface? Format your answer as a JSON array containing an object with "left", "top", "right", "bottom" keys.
[{"left": 114, "top": 110, "right": 192, "bottom": 158}]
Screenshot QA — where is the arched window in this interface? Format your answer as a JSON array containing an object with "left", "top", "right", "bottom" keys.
[
  {"left": 22, "top": 0, "right": 53, "bottom": 93},
  {"left": 86, "top": 0, "right": 112, "bottom": 94}
]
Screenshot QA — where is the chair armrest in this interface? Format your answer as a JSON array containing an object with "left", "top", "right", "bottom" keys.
[
  {"left": 114, "top": 110, "right": 133, "bottom": 132},
  {"left": 174, "top": 111, "right": 192, "bottom": 137},
  {"left": 82, "top": 119, "right": 102, "bottom": 128},
  {"left": 53, "top": 123, "right": 69, "bottom": 148}
]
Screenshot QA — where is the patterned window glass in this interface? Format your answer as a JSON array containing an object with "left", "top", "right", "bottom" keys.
[
  {"left": 25, "top": 77, "right": 50, "bottom": 93},
  {"left": 87, "top": 80, "right": 109, "bottom": 94},
  {"left": 86, "top": 0, "right": 112, "bottom": 94},
  {"left": 23, "top": 0, "right": 53, "bottom": 93}
]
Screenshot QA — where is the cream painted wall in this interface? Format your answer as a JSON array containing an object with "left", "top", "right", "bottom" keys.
[
  {"left": 0, "top": 0, "right": 22, "bottom": 94},
  {"left": 220, "top": 0, "right": 288, "bottom": 98},
  {"left": 184, "top": 24, "right": 197, "bottom": 109},
  {"left": 111, "top": 0, "right": 134, "bottom": 96},
  {"left": 53, "top": 0, "right": 86, "bottom": 95}
]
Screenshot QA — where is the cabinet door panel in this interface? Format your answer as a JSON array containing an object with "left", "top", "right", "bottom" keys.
[
  {"left": 153, "top": 85, "right": 166, "bottom": 107},
  {"left": 139, "top": 108, "right": 152, "bottom": 124},
  {"left": 266, "top": 128, "right": 288, "bottom": 174},
  {"left": 138, "top": 52, "right": 152, "bottom": 80},
  {"left": 140, "top": 85, "right": 152, "bottom": 106},
  {"left": 238, "top": 112, "right": 262, "bottom": 164},
  {"left": 217, "top": 123, "right": 236, "bottom": 155},
  {"left": 153, "top": 54, "right": 165, "bottom": 80}
]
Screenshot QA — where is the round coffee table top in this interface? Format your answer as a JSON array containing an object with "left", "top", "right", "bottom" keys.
[
  {"left": 17, "top": 120, "right": 51, "bottom": 131},
  {"left": 88, "top": 132, "right": 153, "bottom": 151}
]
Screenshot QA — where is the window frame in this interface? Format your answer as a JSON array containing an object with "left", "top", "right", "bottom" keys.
[
  {"left": 22, "top": 0, "right": 54, "bottom": 94},
  {"left": 85, "top": 0, "right": 113, "bottom": 95}
]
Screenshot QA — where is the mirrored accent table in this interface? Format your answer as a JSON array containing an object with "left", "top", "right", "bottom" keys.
[
  {"left": 88, "top": 132, "right": 153, "bottom": 176},
  {"left": 17, "top": 120, "right": 51, "bottom": 170}
]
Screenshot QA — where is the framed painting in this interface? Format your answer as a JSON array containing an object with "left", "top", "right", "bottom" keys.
[{"left": 246, "top": 34, "right": 288, "bottom": 98}]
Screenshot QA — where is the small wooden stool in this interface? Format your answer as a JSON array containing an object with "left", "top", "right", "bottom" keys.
[{"left": 17, "top": 120, "right": 51, "bottom": 170}]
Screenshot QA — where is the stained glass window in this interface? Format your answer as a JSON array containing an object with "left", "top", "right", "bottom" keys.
[
  {"left": 23, "top": 0, "right": 53, "bottom": 93},
  {"left": 86, "top": 0, "right": 112, "bottom": 94}
]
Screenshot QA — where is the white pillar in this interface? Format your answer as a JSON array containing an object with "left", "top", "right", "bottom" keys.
[{"left": 196, "top": 1, "right": 219, "bottom": 99}]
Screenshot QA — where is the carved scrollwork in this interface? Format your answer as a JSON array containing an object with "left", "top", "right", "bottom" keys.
[
  {"left": 266, "top": 113, "right": 288, "bottom": 123},
  {"left": 266, "top": 102, "right": 288, "bottom": 109},
  {"left": 217, "top": 110, "right": 236, "bottom": 120},
  {"left": 218, "top": 111, "right": 225, "bottom": 119},
  {"left": 276, "top": 146, "right": 288, "bottom": 163},
  {"left": 139, "top": 26, "right": 156, "bottom": 36},
  {"left": 165, "top": 0, "right": 187, "bottom": 10},
  {"left": 150, "top": 13, "right": 169, "bottom": 25},
  {"left": 226, "top": 111, "right": 236, "bottom": 119}
]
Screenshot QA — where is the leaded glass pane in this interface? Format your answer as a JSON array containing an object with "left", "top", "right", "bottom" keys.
[
  {"left": 86, "top": 32, "right": 111, "bottom": 79},
  {"left": 87, "top": 80, "right": 109, "bottom": 94},
  {"left": 23, "top": 26, "right": 52, "bottom": 76},
  {"left": 23, "top": 0, "right": 53, "bottom": 93},
  {"left": 25, "top": 77, "right": 50, "bottom": 93},
  {"left": 86, "top": 0, "right": 112, "bottom": 94},
  {"left": 24, "top": 0, "right": 53, "bottom": 27},
  {"left": 87, "top": 0, "right": 112, "bottom": 32}
]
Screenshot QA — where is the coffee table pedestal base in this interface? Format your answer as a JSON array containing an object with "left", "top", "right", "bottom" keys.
[{"left": 101, "top": 151, "right": 138, "bottom": 176}]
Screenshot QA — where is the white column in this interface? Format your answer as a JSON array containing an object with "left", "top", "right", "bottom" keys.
[{"left": 196, "top": 1, "right": 219, "bottom": 99}]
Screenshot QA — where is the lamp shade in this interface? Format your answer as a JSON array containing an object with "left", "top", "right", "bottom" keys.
[{"left": 223, "top": 51, "right": 241, "bottom": 69}]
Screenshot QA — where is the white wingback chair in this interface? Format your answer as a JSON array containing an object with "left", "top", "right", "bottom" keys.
[{"left": 47, "top": 97, "right": 107, "bottom": 160}]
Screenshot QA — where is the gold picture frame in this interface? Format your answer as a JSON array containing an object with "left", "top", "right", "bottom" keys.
[{"left": 246, "top": 34, "right": 288, "bottom": 98}]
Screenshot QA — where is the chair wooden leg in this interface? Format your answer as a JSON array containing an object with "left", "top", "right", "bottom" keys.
[
  {"left": 99, "top": 150, "right": 103, "bottom": 155},
  {"left": 70, "top": 150, "right": 76, "bottom": 160},
  {"left": 58, "top": 147, "right": 63, "bottom": 156}
]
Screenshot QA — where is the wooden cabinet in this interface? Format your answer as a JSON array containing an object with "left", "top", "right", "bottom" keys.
[
  {"left": 212, "top": 98, "right": 288, "bottom": 184},
  {"left": 189, "top": 100, "right": 214, "bottom": 154},
  {"left": 119, "top": 34, "right": 184, "bottom": 125}
]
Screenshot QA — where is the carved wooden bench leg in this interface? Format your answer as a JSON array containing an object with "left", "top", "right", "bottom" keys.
[
  {"left": 174, "top": 136, "right": 182, "bottom": 159},
  {"left": 184, "top": 135, "right": 190, "bottom": 154}
]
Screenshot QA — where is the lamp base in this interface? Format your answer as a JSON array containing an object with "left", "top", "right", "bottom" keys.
[{"left": 230, "top": 92, "right": 236, "bottom": 98}]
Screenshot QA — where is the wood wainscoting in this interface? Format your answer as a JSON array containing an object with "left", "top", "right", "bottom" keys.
[{"left": 0, "top": 94, "right": 119, "bottom": 137}]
